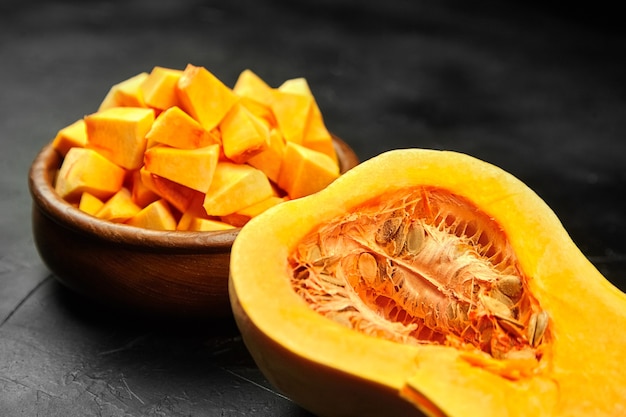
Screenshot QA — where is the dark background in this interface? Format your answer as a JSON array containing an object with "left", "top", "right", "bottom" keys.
[{"left": 1, "top": 1, "right": 624, "bottom": 415}]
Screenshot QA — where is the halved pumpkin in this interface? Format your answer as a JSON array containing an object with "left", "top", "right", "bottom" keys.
[{"left": 229, "top": 148, "right": 626, "bottom": 417}]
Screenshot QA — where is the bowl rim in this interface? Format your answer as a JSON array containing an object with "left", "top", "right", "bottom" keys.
[{"left": 28, "top": 135, "right": 359, "bottom": 250}]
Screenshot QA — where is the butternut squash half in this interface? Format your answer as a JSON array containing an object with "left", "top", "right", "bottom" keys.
[{"left": 229, "top": 149, "right": 626, "bottom": 417}]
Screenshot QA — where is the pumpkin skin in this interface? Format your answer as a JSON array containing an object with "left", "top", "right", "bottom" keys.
[{"left": 229, "top": 149, "right": 626, "bottom": 417}]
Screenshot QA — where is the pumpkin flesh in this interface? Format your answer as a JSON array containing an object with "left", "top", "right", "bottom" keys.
[{"left": 229, "top": 149, "right": 626, "bottom": 417}]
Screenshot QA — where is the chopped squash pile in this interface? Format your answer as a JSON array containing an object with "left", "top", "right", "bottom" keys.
[{"left": 52, "top": 64, "right": 340, "bottom": 231}]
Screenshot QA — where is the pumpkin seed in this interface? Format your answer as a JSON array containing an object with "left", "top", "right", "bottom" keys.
[
  {"left": 528, "top": 310, "right": 549, "bottom": 347},
  {"left": 405, "top": 223, "right": 425, "bottom": 255},
  {"left": 358, "top": 252, "right": 379, "bottom": 284},
  {"left": 496, "top": 275, "right": 523, "bottom": 300},
  {"left": 375, "top": 216, "right": 403, "bottom": 244}
]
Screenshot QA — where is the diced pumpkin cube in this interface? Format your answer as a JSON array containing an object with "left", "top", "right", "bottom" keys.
[
  {"left": 238, "top": 195, "right": 287, "bottom": 217},
  {"left": 78, "top": 192, "right": 104, "bottom": 216},
  {"left": 233, "top": 69, "right": 275, "bottom": 106},
  {"left": 179, "top": 215, "right": 236, "bottom": 232},
  {"left": 240, "top": 96, "right": 276, "bottom": 127},
  {"left": 140, "top": 168, "right": 202, "bottom": 213},
  {"left": 247, "top": 128, "right": 287, "bottom": 183},
  {"left": 55, "top": 147, "right": 125, "bottom": 201},
  {"left": 140, "top": 66, "right": 183, "bottom": 111},
  {"left": 126, "top": 199, "right": 177, "bottom": 231},
  {"left": 85, "top": 106, "right": 155, "bottom": 170},
  {"left": 145, "top": 106, "right": 218, "bottom": 150},
  {"left": 128, "top": 169, "right": 160, "bottom": 207},
  {"left": 278, "top": 78, "right": 337, "bottom": 162},
  {"left": 218, "top": 213, "right": 249, "bottom": 228},
  {"left": 52, "top": 119, "right": 87, "bottom": 156},
  {"left": 270, "top": 89, "right": 312, "bottom": 144},
  {"left": 95, "top": 188, "right": 141, "bottom": 223},
  {"left": 203, "top": 162, "right": 274, "bottom": 216},
  {"left": 98, "top": 72, "right": 149, "bottom": 111},
  {"left": 278, "top": 142, "right": 340, "bottom": 199},
  {"left": 220, "top": 102, "right": 270, "bottom": 163},
  {"left": 144, "top": 144, "right": 220, "bottom": 192},
  {"left": 176, "top": 64, "right": 239, "bottom": 131}
]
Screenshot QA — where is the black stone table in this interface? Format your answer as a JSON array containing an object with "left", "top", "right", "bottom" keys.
[{"left": 1, "top": 1, "right": 624, "bottom": 415}]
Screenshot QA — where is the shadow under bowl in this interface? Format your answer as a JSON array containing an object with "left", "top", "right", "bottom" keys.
[{"left": 29, "top": 136, "right": 359, "bottom": 319}]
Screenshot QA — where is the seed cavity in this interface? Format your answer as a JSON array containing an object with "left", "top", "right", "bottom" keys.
[{"left": 289, "top": 186, "right": 550, "bottom": 373}]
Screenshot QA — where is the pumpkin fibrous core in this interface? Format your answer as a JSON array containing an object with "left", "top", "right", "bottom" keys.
[{"left": 289, "top": 186, "right": 551, "bottom": 376}]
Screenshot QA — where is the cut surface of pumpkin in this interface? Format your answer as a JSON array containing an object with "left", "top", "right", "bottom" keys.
[
  {"left": 145, "top": 105, "right": 218, "bottom": 150},
  {"left": 54, "top": 147, "right": 125, "bottom": 201},
  {"left": 143, "top": 144, "right": 220, "bottom": 193},
  {"left": 140, "top": 66, "right": 183, "bottom": 111},
  {"left": 52, "top": 119, "right": 88, "bottom": 157},
  {"left": 85, "top": 106, "right": 155, "bottom": 170},
  {"left": 229, "top": 148, "right": 626, "bottom": 417},
  {"left": 176, "top": 63, "right": 239, "bottom": 131},
  {"left": 203, "top": 162, "right": 273, "bottom": 216}
]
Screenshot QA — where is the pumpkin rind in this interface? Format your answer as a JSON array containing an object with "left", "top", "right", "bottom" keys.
[{"left": 229, "top": 149, "right": 626, "bottom": 417}]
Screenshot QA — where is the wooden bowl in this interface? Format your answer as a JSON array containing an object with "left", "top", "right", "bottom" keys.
[{"left": 29, "top": 136, "right": 359, "bottom": 319}]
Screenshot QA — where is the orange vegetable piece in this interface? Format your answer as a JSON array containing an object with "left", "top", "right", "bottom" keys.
[
  {"left": 145, "top": 106, "right": 219, "bottom": 150},
  {"left": 233, "top": 69, "right": 275, "bottom": 106},
  {"left": 55, "top": 147, "right": 125, "bottom": 201},
  {"left": 78, "top": 192, "right": 104, "bottom": 216},
  {"left": 178, "top": 214, "right": 235, "bottom": 232},
  {"left": 203, "top": 162, "right": 274, "bottom": 216},
  {"left": 277, "top": 142, "right": 340, "bottom": 199},
  {"left": 221, "top": 195, "right": 288, "bottom": 227},
  {"left": 246, "top": 128, "right": 287, "bottom": 183},
  {"left": 98, "top": 72, "right": 148, "bottom": 111},
  {"left": 239, "top": 96, "right": 276, "bottom": 127},
  {"left": 95, "top": 188, "right": 141, "bottom": 222},
  {"left": 144, "top": 144, "right": 220, "bottom": 193},
  {"left": 140, "top": 168, "right": 202, "bottom": 213},
  {"left": 126, "top": 199, "right": 177, "bottom": 231},
  {"left": 270, "top": 89, "right": 312, "bottom": 145},
  {"left": 85, "top": 106, "right": 155, "bottom": 170},
  {"left": 140, "top": 66, "right": 183, "bottom": 111},
  {"left": 278, "top": 78, "right": 337, "bottom": 162},
  {"left": 128, "top": 170, "right": 160, "bottom": 208},
  {"left": 220, "top": 102, "right": 270, "bottom": 163},
  {"left": 176, "top": 64, "right": 239, "bottom": 131},
  {"left": 52, "top": 119, "right": 87, "bottom": 157}
]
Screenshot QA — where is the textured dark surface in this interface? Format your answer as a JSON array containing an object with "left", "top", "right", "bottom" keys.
[{"left": 1, "top": 1, "right": 625, "bottom": 415}]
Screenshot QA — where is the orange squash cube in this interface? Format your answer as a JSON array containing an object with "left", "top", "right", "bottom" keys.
[
  {"left": 221, "top": 195, "right": 287, "bottom": 226},
  {"left": 128, "top": 169, "right": 160, "bottom": 207},
  {"left": 126, "top": 199, "right": 177, "bottom": 231},
  {"left": 176, "top": 64, "right": 239, "bottom": 131},
  {"left": 55, "top": 147, "right": 125, "bottom": 202},
  {"left": 203, "top": 162, "right": 274, "bottom": 216},
  {"left": 98, "top": 72, "right": 148, "bottom": 111},
  {"left": 178, "top": 213, "right": 235, "bottom": 232},
  {"left": 278, "top": 78, "right": 337, "bottom": 162},
  {"left": 246, "top": 128, "right": 287, "bottom": 183},
  {"left": 78, "top": 192, "right": 104, "bottom": 216},
  {"left": 140, "top": 168, "right": 202, "bottom": 213},
  {"left": 270, "top": 89, "right": 312, "bottom": 145},
  {"left": 233, "top": 69, "right": 275, "bottom": 106},
  {"left": 52, "top": 119, "right": 88, "bottom": 156},
  {"left": 144, "top": 144, "right": 220, "bottom": 193},
  {"left": 277, "top": 142, "right": 340, "bottom": 199},
  {"left": 140, "top": 66, "right": 183, "bottom": 111},
  {"left": 95, "top": 188, "right": 141, "bottom": 223},
  {"left": 239, "top": 96, "right": 276, "bottom": 127},
  {"left": 220, "top": 102, "right": 270, "bottom": 163},
  {"left": 85, "top": 106, "right": 155, "bottom": 170},
  {"left": 145, "top": 106, "right": 218, "bottom": 150}
]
